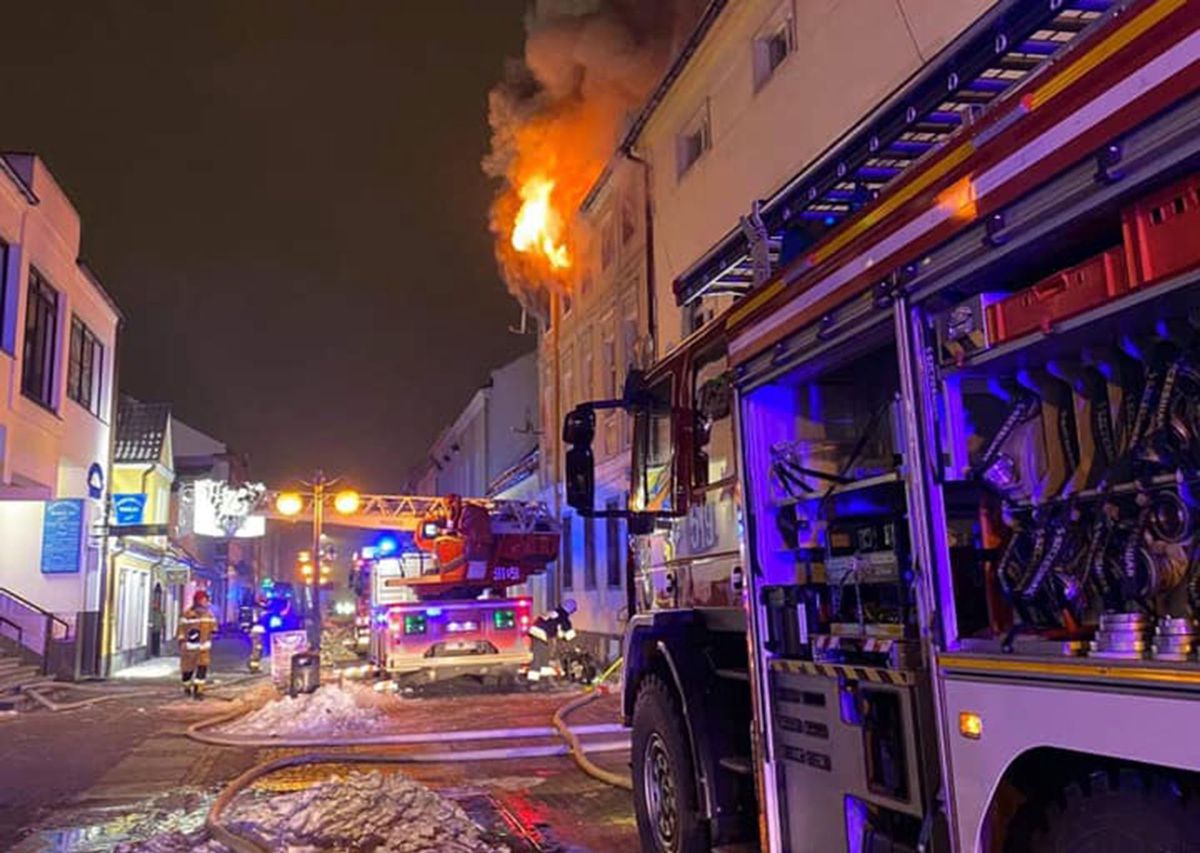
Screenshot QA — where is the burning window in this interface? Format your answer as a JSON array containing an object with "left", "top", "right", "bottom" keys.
[{"left": 677, "top": 102, "right": 711, "bottom": 179}]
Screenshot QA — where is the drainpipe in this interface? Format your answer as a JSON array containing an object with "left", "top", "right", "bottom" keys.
[
  {"left": 96, "top": 323, "right": 123, "bottom": 678},
  {"left": 624, "top": 149, "right": 656, "bottom": 360},
  {"left": 551, "top": 289, "right": 563, "bottom": 608}
]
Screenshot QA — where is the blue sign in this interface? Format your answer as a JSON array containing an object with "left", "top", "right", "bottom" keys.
[
  {"left": 41, "top": 500, "right": 84, "bottom": 575},
  {"left": 112, "top": 493, "right": 148, "bottom": 526},
  {"left": 86, "top": 463, "right": 105, "bottom": 500}
]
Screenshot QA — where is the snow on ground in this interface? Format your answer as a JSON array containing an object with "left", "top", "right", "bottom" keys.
[
  {"left": 115, "top": 770, "right": 507, "bottom": 852},
  {"left": 216, "top": 683, "right": 392, "bottom": 737}
]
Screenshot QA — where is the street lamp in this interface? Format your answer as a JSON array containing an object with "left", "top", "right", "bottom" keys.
[{"left": 275, "top": 472, "right": 360, "bottom": 650}]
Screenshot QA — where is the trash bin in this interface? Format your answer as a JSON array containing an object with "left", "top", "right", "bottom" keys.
[{"left": 289, "top": 651, "right": 321, "bottom": 696}]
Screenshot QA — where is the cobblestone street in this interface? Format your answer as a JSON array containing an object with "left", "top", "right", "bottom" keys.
[{"left": 1, "top": 638, "right": 636, "bottom": 852}]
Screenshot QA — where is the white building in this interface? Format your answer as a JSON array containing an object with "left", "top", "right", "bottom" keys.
[
  {"left": 0, "top": 153, "right": 121, "bottom": 678},
  {"left": 629, "top": 0, "right": 997, "bottom": 354},
  {"left": 424, "top": 350, "right": 539, "bottom": 499}
]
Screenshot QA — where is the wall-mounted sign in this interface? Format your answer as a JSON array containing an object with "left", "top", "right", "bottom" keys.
[
  {"left": 112, "top": 493, "right": 148, "bottom": 526},
  {"left": 87, "top": 463, "right": 105, "bottom": 500},
  {"left": 192, "top": 480, "right": 266, "bottom": 539},
  {"left": 41, "top": 499, "right": 84, "bottom": 574}
]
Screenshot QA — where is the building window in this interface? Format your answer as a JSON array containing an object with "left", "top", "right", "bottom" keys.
[
  {"left": 601, "top": 216, "right": 616, "bottom": 270},
  {"left": 676, "top": 102, "right": 712, "bottom": 179},
  {"left": 68, "top": 316, "right": 104, "bottom": 417},
  {"left": 0, "top": 237, "right": 8, "bottom": 351},
  {"left": 580, "top": 328, "right": 594, "bottom": 401},
  {"left": 606, "top": 498, "right": 622, "bottom": 588},
  {"left": 561, "top": 513, "right": 574, "bottom": 591},
  {"left": 620, "top": 193, "right": 637, "bottom": 245},
  {"left": 584, "top": 515, "right": 597, "bottom": 590},
  {"left": 21, "top": 267, "right": 59, "bottom": 410},
  {"left": 754, "top": 3, "right": 795, "bottom": 91}
]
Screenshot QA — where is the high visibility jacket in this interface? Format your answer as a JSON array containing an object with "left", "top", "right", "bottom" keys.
[
  {"left": 528, "top": 606, "right": 576, "bottom": 643},
  {"left": 178, "top": 605, "right": 218, "bottom": 668}
]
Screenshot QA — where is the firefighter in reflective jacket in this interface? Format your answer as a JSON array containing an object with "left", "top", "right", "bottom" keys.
[
  {"left": 526, "top": 599, "right": 576, "bottom": 681},
  {"left": 179, "top": 590, "right": 217, "bottom": 698}
]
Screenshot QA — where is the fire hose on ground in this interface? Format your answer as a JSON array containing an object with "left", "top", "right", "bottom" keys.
[{"left": 198, "top": 660, "right": 633, "bottom": 852}]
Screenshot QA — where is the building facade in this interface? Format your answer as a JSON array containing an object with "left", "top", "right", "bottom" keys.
[
  {"left": 0, "top": 153, "right": 121, "bottom": 679},
  {"left": 633, "top": 0, "right": 997, "bottom": 355},
  {"left": 108, "top": 398, "right": 180, "bottom": 670},
  {"left": 538, "top": 155, "right": 654, "bottom": 662}
]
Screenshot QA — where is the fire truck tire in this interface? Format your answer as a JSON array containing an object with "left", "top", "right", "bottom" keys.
[
  {"left": 1017, "top": 769, "right": 1200, "bottom": 852},
  {"left": 631, "top": 675, "right": 710, "bottom": 853}
]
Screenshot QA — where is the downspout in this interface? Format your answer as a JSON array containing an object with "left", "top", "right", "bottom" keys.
[
  {"left": 621, "top": 150, "right": 656, "bottom": 623},
  {"left": 551, "top": 290, "right": 563, "bottom": 608},
  {"left": 624, "top": 150, "right": 656, "bottom": 359},
  {"left": 97, "top": 322, "right": 123, "bottom": 678}
]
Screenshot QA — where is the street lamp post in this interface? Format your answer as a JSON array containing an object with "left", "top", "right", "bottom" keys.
[{"left": 274, "top": 471, "right": 359, "bottom": 653}]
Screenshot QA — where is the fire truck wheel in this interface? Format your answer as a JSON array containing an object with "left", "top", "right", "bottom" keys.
[
  {"left": 1020, "top": 769, "right": 1200, "bottom": 852},
  {"left": 632, "top": 675, "right": 709, "bottom": 853}
]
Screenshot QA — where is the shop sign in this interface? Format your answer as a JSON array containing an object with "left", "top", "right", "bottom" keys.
[
  {"left": 41, "top": 500, "right": 84, "bottom": 574},
  {"left": 193, "top": 480, "right": 267, "bottom": 538},
  {"left": 87, "top": 463, "right": 105, "bottom": 499},
  {"left": 113, "top": 493, "right": 148, "bottom": 526},
  {"left": 270, "top": 630, "right": 309, "bottom": 687}
]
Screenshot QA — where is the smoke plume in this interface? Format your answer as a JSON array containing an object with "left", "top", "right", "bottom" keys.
[{"left": 484, "top": 0, "right": 705, "bottom": 319}]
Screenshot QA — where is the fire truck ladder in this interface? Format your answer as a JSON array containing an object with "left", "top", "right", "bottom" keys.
[
  {"left": 258, "top": 492, "right": 557, "bottom": 534},
  {"left": 674, "top": 0, "right": 1119, "bottom": 305}
]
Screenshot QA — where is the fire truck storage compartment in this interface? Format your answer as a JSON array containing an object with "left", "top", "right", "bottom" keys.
[
  {"left": 770, "top": 665, "right": 925, "bottom": 852},
  {"left": 1122, "top": 172, "right": 1200, "bottom": 289},
  {"left": 747, "top": 341, "right": 917, "bottom": 668},
  {"left": 930, "top": 227, "right": 1200, "bottom": 659}
]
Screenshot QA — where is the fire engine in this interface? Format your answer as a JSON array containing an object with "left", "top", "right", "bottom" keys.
[
  {"left": 565, "top": 1, "right": 1200, "bottom": 850},
  {"left": 368, "top": 497, "right": 558, "bottom": 682},
  {"left": 266, "top": 492, "right": 559, "bottom": 684}
]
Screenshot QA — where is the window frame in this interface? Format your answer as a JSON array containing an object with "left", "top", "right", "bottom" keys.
[
  {"left": 753, "top": 2, "right": 796, "bottom": 92},
  {"left": 584, "top": 515, "right": 597, "bottom": 590},
  {"left": 605, "top": 497, "right": 622, "bottom": 588},
  {"left": 0, "top": 237, "right": 9, "bottom": 354},
  {"left": 676, "top": 101, "right": 712, "bottom": 180},
  {"left": 67, "top": 314, "right": 104, "bottom": 417},
  {"left": 21, "top": 267, "right": 60, "bottom": 411},
  {"left": 561, "top": 512, "right": 575, "bottom": 591}
]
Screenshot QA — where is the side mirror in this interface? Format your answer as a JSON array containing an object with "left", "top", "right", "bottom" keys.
[{"left": 564, "top": 405, "right": 596, "bottom": 513}]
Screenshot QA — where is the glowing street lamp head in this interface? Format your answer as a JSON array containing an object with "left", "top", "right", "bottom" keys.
[
  {"left": 275, "top": 492, "right": 304, "bottom": 516},
  {"left": 333, "top": 489, "right": 361, "bottom": 515}
]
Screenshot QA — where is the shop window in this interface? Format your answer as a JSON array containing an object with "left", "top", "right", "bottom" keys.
[
  {"left": 67, "top": 315, "right": 104, "bottom": 417},
  {"left": 21, "top": 267, "right": 59, "bottom": 410},
  {"left": 584, "top": 515, "right": 597, "bottom": 590}
]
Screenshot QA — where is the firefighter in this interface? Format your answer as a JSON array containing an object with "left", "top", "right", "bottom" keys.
[
  {"left": 526, "top": 598, "right": 577, "bottom": 682},
  {"left": 179, "top": 589, "right": 218, "bottom": 698}
]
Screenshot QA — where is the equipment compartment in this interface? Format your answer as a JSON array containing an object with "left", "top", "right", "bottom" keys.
[
  {"left": 932, "top": 272, "right": 1200, "bottom": 657},
  {"left": 1122, "top": 172, "right": 1200, "bottom": 288}
]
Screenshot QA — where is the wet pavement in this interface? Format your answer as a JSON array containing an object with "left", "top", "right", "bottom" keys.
[{"left": 1, "top": 634, "right": 637, "bottom": 852}]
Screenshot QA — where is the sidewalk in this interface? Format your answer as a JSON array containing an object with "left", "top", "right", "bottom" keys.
[{"left": 111, "top": 633, "right": 253, "bottom": 684}]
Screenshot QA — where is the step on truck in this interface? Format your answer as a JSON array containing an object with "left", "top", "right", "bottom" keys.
[{"left": 563, "top": 1, "right": 1200, "bottom": 850}]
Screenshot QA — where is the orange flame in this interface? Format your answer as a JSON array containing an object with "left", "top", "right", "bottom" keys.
[{"left": 511, "top": 176, "right": 571, "bottom": 270}]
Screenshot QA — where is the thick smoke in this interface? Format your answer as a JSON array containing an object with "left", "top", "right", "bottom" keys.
[{"left": 485, "top": 0, "right": 706, "bottom": 318}]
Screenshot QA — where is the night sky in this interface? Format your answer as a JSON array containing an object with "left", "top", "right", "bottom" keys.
[{"left": 1, "top": 1, "right": 531, "bottom": 492}]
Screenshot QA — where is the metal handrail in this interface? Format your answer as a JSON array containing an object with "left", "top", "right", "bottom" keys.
[
  {"left": 0, "top": 587, "right": 71, "bottom": 675},
  {"left": 0, "top": 614, "right": 24, "bottom": 652}
]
